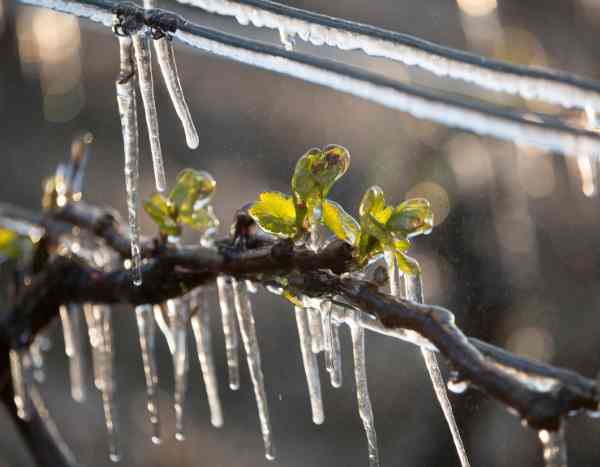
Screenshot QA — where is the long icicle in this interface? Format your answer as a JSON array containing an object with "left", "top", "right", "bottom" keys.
[
  {"left": 402, "top": 260, "right": 470, "bottom": 467},
  {"left": 135, "top": 304, "right": 162, "bottom": 444},
  {"left": 349, "top": 310, "right": 379, "bottom": 467},
  {"left": 131, "top": 30, "right": 167, "bottom": 192},
  {"left": 216, "top": 275, "right": 240, "bottom": 390},
  {"left": 9, "top": 348, "right": 32, "bottom": 421},
  {"left": 116, "top": 34, "right": 143, "bottom": 285},
  {"left": 538, "top": 426, "right": 568, "bottom": 467},
  {"left": 83, "top": 303, "right": 104, "bottom": 390},
  {"left": 166, "top": 298, "right": 190, "bottom": 441},
  {"left": 153, "top": 35, "right": 199, "bottom": 149},
  {"left": 231, "top": 278, "right": 275, "bottom": 460},
  {"left": 60, "top": 304, "right": 87, "bottom": 402},
  {"left": 190, "top": 288, "right": 224, "bottom": 428},
  {"left": 294, "top": 305, "right": 324, "bottom": 424},
  {"left": 96, "top": 304, "right": 121, "bottom": 462},
  {"left": 329, "top": 304, "right": 343, "bottom": 388}
]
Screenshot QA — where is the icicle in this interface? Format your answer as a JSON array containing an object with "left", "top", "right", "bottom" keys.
[
  {"left": 306, "top": 306, "right": 324, "bottom": 354},
  {"left": 29, "top": 337, "right": 45, "bottom": 383},
  {"left": 329, "top": 304, "right": 343, "bottom": 388},
  {"left": 96, "top": 305, "right": 121, "bottom": 462},
  {"left": 278, "top": 29, "right": 295, "bottom": 51},
  {"left": 116, "top": 35, "right": 143, "bottom": 286},
  {"left": 232, "top": 278, "right": 275, "bottom": 460},
  {"left": 166, "top": 298, "right": 189, "bottom": 441},
  {"left": 403, "top": 265, "right": 470, "bottom": 467},
  {"left": 153, "top": 36, "right": 199, "bottom": 149},
  {"left": 9, "top": 348, "right": 32, "bottom": 421},
  {"left": 349, "top": 311, "right": 379, "bottom": 467},
  {"left": 135, "top": 304, "right": 162, "bottom": 444},
  {"left": 216, "top": 275, "right": 240, "bottom": 390},
  {"left": 294, "top": 305, "right": 324, "bottom": 424},
  {"left": 538, "top": 426, "right": 568, "bottom": 467},
  {"left": 154, "top": 304, "right": 175, "bottom": 354},
  {"left": 131, "top": 30, "right": 167, "bottom": 192},
  {"left": 59, "top": 304, "right": 87, "bottom": 402},
  {"left": 578, "top": 107, "right": 600, "bottom": 197},
  {"left": 190, "top": 288, "right": 224, "bottom": 428},
  {"left": 83, "top": 303, "right": 104, "bottom": 390}
]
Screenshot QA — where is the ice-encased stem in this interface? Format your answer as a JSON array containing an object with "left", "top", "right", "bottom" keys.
[
  {"left": 190, "top": 288, "right": 224, "bottom": 428},
  {"left": 10, "top": 348, "right": 32, "bottom": 421},
  {"left": 216, "top": 275, "right": 240, "bottom": 390},
  {"left": 166, "top": 298, "right": 189, "bottom": 441},
  {"left": 403, "top": 260, "right": 470, "bottom": 467},
  {"left": 116, "top": 35, "right": 143, "bottom": 286},
  {"left": 232, "top": 278, "right": 275, "bottom": 460},
  {"left": 321, "top": 300, "right": 342, "bottom": 388},
  {"left": 96, "top": 305, "right": 121, "bottom": 462},
  {"left": 59, "top": 304, "right": 87, "bottom": 402},
  {"left": 577, "top": 107, "right": 599, "bottom": 197},
  {"left": 294, "top": 305, "right": 324, "bottom": 424},
  {"left": 135, "top": 304, "right": 162, "bottom": 444},
  {"left": 153, "top": 36, "right": 199, "bottom": 149},
  {"left": 131, "top": 30, "right": 167, "bottom": 192},
  {"left": 538, "top": 427, "right": 568, "bottom": 467},
  {"left": 349, "top": 312, "right": 379, "bottom": 467}
]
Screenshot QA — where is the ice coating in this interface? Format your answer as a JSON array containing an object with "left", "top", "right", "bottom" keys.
[
  {"left": 153, "top": 36, "right": 200, "bottom": 149},
  {"left": 177, "top": 0, "right": 600, "bottom": 112},
  {"left": 116, "top": 34, "right": 143, "bottom": 286},
  {"left": 349, "top": 312, "right": 379, "bottom": 467},
  {"left": 132, "top": 31, "right": 167, "bottom": 192},
  {"left": 190, "top": 288, "right": 224, "bottom": 428},
  {"left": 539, "top": 427, "right": 568, "bottom": 467},
  {"left": 174, "top": 29, "right": 600, "bottom": 157},
  {"left": 329, "top": 305, "right": 343, "bottom": 388},
  {"left": 135, "top": 304, "right": 162, "bottom": 444},
  {"left": 166, "top": 298, "right": 190, "bottom": 441},
  {"left": 9, "top": 348, "right": 32, "bottom": 421},
  {"left": 306, "top": 306, "right": 324, "bottom": 354},
  {"left": 294, "top": 305, "right": 324, "bottom": 424},
  {"left": 232, "top": 278, "right": 275, "bottom": 460},
  {"left": 216, "top": 275, "right": 240, "bottom": 390}
]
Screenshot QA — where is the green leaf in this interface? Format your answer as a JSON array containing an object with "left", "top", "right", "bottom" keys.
[
  {"left": 249, "top": 191, "right": 298, "bottom": 238},
  {"left": 291, "top": 145, "right": 351, "bottom": 230},
  {"left": 179, "top": 206, "right": 219, "bottom": 232},
  {"left": 358, "top": 186, "right": 392, "bottom": 243},
  {"left": 387, "top": 198, "right": 433, "bottom": 239},
  {"left": 0, "top": 228, "right": 22, "bottom": 259},
  {"left": 143, "top": 193, "right": 179, "bottom": 236},
  {"left": 322, "top": 199, "right": 360, "bottom": 245},
  {"left": 395, "top": 251, "right": 421, "bottom": 276},
  {"left": 169, "top": 169, "right": 216, "bottom": 217}
]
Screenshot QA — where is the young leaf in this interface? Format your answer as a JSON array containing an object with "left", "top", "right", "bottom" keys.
[
  {"left": 395, "top": 250, "right": 421, "bottom": 276},
  {"left": 143, "top": 193, "right": 179, "bottom": 236},
  {"left": 387, "top": 198, "right": 433, "bottom": 239},
  {"left": 169, "top": 169, "right": 216, "bottom": 216},
  {"left": 249, "top": 191, "right": 298, "bottom": 238},
  {"left": 323, "top": 199, "right": 360, "bottom": 245},
  {"left": 179, "top": 206, "right": 219, "bottom": 232},
  {"left": 0, "top": 228, "right": 22, "bottom": 259}
]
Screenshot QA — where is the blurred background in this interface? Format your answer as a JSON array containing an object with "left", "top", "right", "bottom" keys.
[{"left": 2, "top": 0, "right": 600, "bottom": 465}]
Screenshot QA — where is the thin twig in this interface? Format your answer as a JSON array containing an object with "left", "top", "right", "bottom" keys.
[{"left": 15, "top": 0, "right": 600, "bottom": 157}]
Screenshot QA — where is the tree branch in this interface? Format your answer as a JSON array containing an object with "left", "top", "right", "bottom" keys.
[{"left": 1, "top": 202, "right": 598, "bottom": 433}]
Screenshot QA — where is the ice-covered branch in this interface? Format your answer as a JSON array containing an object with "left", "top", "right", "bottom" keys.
[
  {"left": 1, "top": 202, "right": 598, "bottom": 434},
  {"left": 15, "top": 0, "right": 600, "bottom": 158},
  {"left": 173, "top": 0, "right": 600, "bottom": 114}
]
